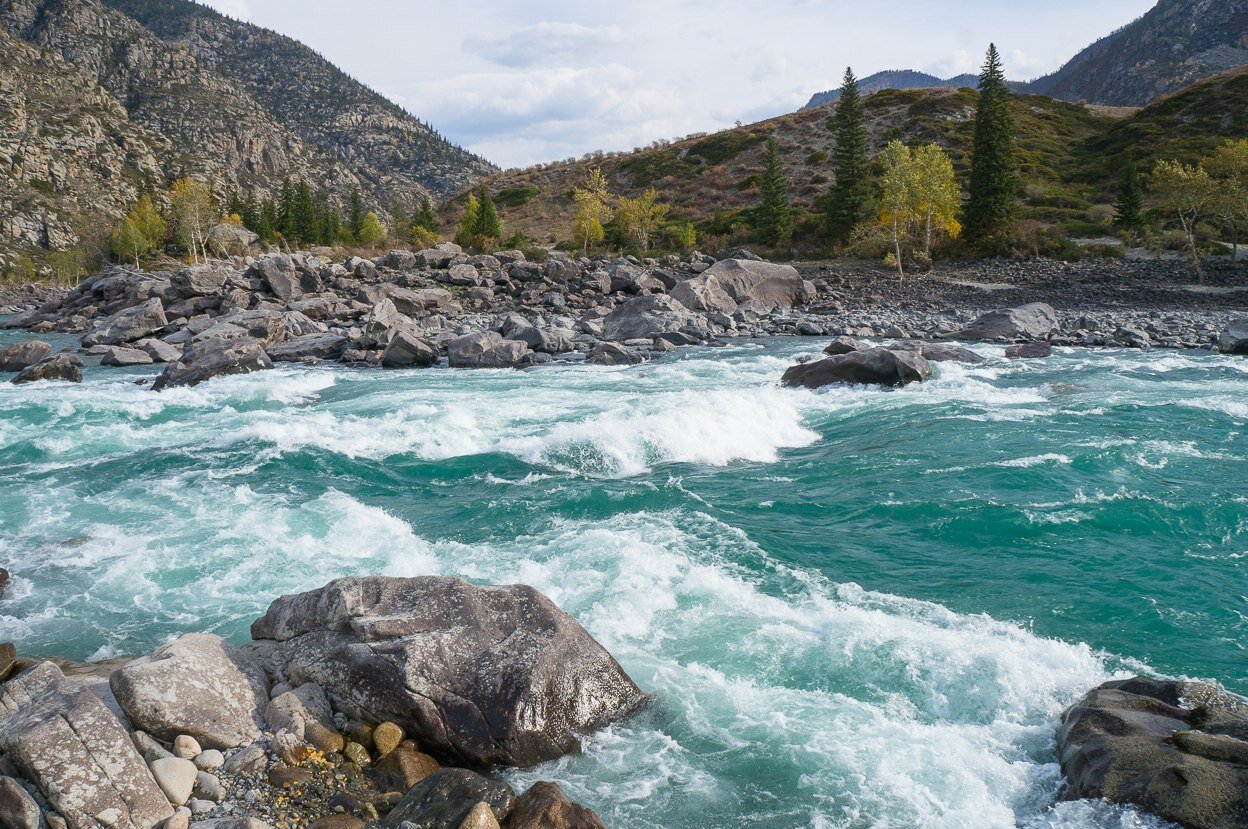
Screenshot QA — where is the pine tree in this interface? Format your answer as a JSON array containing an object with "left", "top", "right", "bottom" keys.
[
  {"left": 390, "top": 200, "right": 411, "bottom": 242},
  {"left": 258, "top": 198, "right": 278, "bottom": 242},
  {"left": 277, "top": 179, "right": 296, "bottom": 241},
  {"left": 348, "top": 189, "right": 365, "bottom": 238},
  {"left": 827, "top": 68, "right": 871, "bottom": 242},
  {"left": 758, "top": 138, "right": 794, "bottom": 246},
  {"left": 965, "top": 44, "right": 1018, "bottom": 245},
  {"left": 474, "top": 190, "right": 502, "bottom": 245},
  {"left": 293, "top": 180, "right": 317, "bottom": 245},
  {"left": 413, "top": 195, "right": 436, "bottom": 232},
  {"left": 1114, "top": 162, "right": 1145, "bottom": 231}
]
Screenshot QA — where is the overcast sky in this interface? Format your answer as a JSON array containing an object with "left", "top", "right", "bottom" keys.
[{"left": 202, "top": 0, "right": 1156, "bottom": 169}]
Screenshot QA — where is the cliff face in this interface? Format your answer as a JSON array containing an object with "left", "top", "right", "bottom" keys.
[
  {"left": 1028, "top": 0, "right": 1248, "bottom": 105},
  {"left": 0, "top": 0, "right": 495, "bottom": 268}
]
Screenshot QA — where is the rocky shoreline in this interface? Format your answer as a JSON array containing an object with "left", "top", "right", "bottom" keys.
[{"left": 0, "top": 248, "right": 1245, "bottom": 388}]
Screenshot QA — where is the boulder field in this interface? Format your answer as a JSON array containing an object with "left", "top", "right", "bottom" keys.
[{"left": 0, "top": 576, "right": 645, "bottom": 829}]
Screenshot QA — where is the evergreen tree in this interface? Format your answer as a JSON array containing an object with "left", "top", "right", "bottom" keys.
[
  {"left": 258, "top": 198, "right": 278, "bottom": 242},
  {"left": 277, "top": 179, "right": 296, "bottom": 240},
  {"left": 1114, "top": 162, "right": 1145, "bottom": 231},
  {"left": 241, "top": 189, "right": 260, "bottom": 234},
  {"left": 348, "top": 189, "right": 365, "bottom": 237},
  {"left": 390, "top": 200, "right": 411, "bottom": 242},
  {"left": 455, "top": 194, "right": 481, "bottom": 248},
  {"left": 474, "top": 189, "right": 503, "bottom": 245},
  {"left": 964, "top": 44, "right": 1018, "bottom": 245},
  {"left": 758, "top": 138, "right": 794, "bottom": 246},
  {"left": 827, "top": 68, "right": 871, "bottom": 242},
  {"left": 293, "top": 180, "right": 317, "bottom": 245},
  {"left": 413, "top": 195, "right": 436, "bottom": 232}
]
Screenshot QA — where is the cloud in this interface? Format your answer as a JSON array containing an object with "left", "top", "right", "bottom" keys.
[{"left": 463, "top": 22, "right": 624, "bottom": 69}]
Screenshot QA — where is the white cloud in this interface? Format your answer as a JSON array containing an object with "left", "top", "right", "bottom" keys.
[{"left": 463, "top": 22, "right": 624, "bottom": 68}]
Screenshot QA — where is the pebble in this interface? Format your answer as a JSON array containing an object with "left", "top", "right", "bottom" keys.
[
  {"left": 223, "top": 745, "right": 268, "bottom": 774},
  {"left": 342, "top": 742, "right": 370, "bottom": 768},
  {"left": 188, "top": 799, "right": 215, "bottom": 816},
  {"left": 150, "top": 757, "right": 197, "bottom": 807},
  {"left": 173, "top": 735, "right": 202, "bottom": 760},
  {"left": 193, "top": 771, "right": 225, "bottom": 802},
  {"left": 195, "top": 749, "right": 226, "bottom": 770}
]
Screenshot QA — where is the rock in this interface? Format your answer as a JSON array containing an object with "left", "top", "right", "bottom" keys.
[
  {"left": 265, "top": 683, "right": 344, "bottom": 754},
  {"left": 381, "top": 329, "right": 438, "bottom": 368},
  {"left": 376, "top": 742, "right": 440, "bottom": 792},
  {"left": 172, "top": 265, "right": 231, "bottom": 297},
  {"left": 0, "top": 662, "right": 173, "bottom": 829},
  {"left": 308, "top": 817, "right": 364, "bottom": 829},
  {"left": 101, "top": 346, "right": 155, "bottom": 367},
  {"left": 697, "top": 259, "right": 810, "bottom": 309},
  {"left": 110, "top": 633, "right": 270, "bottom": 749},
  {"left": 191, "top": 771, "right": 224, "bottom": 803},
  {"left": 586, "top": 342, "right": 642, "bottom": 366},
  {"left": 249, "top": 256, "right": 301, "bottom": 303},
  {"left": 457, "top": 802, "right": 500, "bottom": 829},
  {"left": 1218, "top": 319, "right": 1248, "bottom": 355},
  {"left": 343, "top": 742, "right": 370, "bottom": 767},
  {"left": 267, "top": 766, "right": 313, "bottom": 789},
  {"left": 83, "top": 298, "right": 168, "bottom": 347},
  {"left": 0, "top": 777, "right": 42, "bottom": 829},
  {"left": 149, "top": 758, "right": 196, "bottom": 808},
  {"left": 0, "top": 340, "right": 52, "bottom": 372},
  {"left": 506, "top": 782, "right": 607, "bottom": 829},
  {"left": 12, "top": 353, "right": 84, "bottom": 385},
  {"left": 267, "top": 730, "right": 311, "bottom": 766},
  {"left": 249, "top": 576, "right": 650, "bottom": 768},
  {"left": 134, "top": 339, "right": 182, "bottom": 363},
  {"left": 1057, "top": 677, "right": 1248, "bottom": 829},
  {"left": 416, "top": 243, "right": 464, "bottom": 269},
  {"left": 206, "top": 224, "right": 259, "bottom": 256},
  {"left": 221, "top": 745, "right": 267, "bottom": 775},
  {"left": 602, "top": 295, "right": 698, "bottom": 341},
  {"left": 385, "top": 250, "right": 418, "bottom": 270},
  {"left": 951, "top": 303, "right": 1058, "bottom": 342},
  {"left": 0, "top": 643, "right": 15, "bottom": 682},
  {"left": 381, "top": 769, "right": 515, "bottom": 829},
  {"left": 448, "top": 332, "right": 532, "bottom": 369},
  {"left": 173, "top": 735, "right": 202, "bottom": 760},
  {"left": 912, "top": 343, "right": 986, "bottom": 364},
  {"left": 189, "top": 819, "right": 272, "bottom": 829},
  {"left": 1005, "top": 342, "right": 1053, "bottom": 359},
  {"left": 669, "top": 274, "right": 737, "bottom": 314},
  {"left": 373, "top": 722, "right": 404, "bottom": 757},
  {"left": 266, "top": 334, "right": 348, "bottom": 363},
  {"left": 162, "top": 811, "right": 189, "bottom": 829},
  {"left": 823, "top": 336, "right": 866, "bottom": 356},
  {"left": 386, "top": 288, "right": 453, "bottom": 316},
  {"left": 151, "top": 338, "right": 273, "bottom": 391},
  {"left": 781, "top": 348, "right": 932, "bottom": 389},
  {"left": 193, "top": 750, "right": 224, "bottom": 771},
  {"left": 509, "top": 327, "right": 574, "bottom": 355}
]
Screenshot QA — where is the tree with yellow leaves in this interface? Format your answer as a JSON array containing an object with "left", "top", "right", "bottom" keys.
[
  {"left": 1205, "top": 138, "right": 1248, "bottom": 262},
  {"left": 878, "top": 141, "right": 915, "bottom": 279},
  {"left": 168, "top": 178, "right": 217, "bottom": 263},
  {"left": 1152, "top": 159, "right": 1216, "bottom": 278},
  {"left": 111, "top": 195, "right": 167, "bottom": 268},
  {"left": 616, "top": 188, "right": 669, "bottom": 251},
  {"left": 911, "top": 143, "right": 961, "bottom": 259},
  {"left": 572, "top": 168, "right": 613, "bottom": 253}
]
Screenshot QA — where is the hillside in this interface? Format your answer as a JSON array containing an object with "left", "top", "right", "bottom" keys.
[
  {"left": 804, "top": 71, "right": 982, "bottom": 109},
  {"left": 0, "top": 0, "right": 494, "bottom": 269},
  {"left": 1028, "top": 0, "right": 1248, "bottom": 105}
]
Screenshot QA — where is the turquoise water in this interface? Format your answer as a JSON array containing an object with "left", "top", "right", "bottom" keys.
[{"left": 2, "top": 326, "right": 1245, "bottom": 829}]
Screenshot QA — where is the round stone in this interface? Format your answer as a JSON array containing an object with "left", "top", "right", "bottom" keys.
[
  {"left": 193, "top": 750, "right": 225, "bottom": 770},
  {"left": 149, "top": 757, "right": 197, "bottom": 807},
  {"left": 372, "top": 722, "right": 404, "bottom": 757},
  {"left": 173, "top": 735, "right": 202, "bottom": 760}
]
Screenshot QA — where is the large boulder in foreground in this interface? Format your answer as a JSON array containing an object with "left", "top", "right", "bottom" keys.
[
  {"left": 782, "top": 348, "right": 931, "bottom": 389},
  {"left": 110, "top": 633, "right": 270, "bottom": 749},
  {"left": 82, "top": 298, "right": 167, "bottom": 347},
  {"left": 448, "top": 331, "right": 531, "bottom": 369},
  {"left": 249, "top": 576, "right": 650, "bottom": 768},
  {"left": 1220, "top": 319, "right": 1248, "bottom": 355},
  {"left": 0, "top": 662, "right": 173, "bottom": 829},
  {"left": 950, "top": 302, "right": 1058, "bottom": 342},
  {"left": 602, "top": 295, "right": 699, "bottom": 341},
  {"left": 152, "top": 336, "right": 273, "bottom": 391},
  {"left": 1058, "top": 676, "right": 1248, "bottom": 829}
]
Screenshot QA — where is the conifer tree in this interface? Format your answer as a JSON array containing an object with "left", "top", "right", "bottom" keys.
[
  {"left": 413, "top": 195, "right": 436, "bottom": 232},
  {"left": 474, "top": 189, "right": 502, "bottom": 245},
  {"left": 277, "top": 179, "right": 295, "bottom": 240},
  {"left": 390, "top": 200, "right": 412, "bottom": 242},
  {"left": 965, "top": 44, "right": 1018, "bottom": 245},
  {"left": 348, "top": 189, "right": 365, "bottom": 237},
  {"left": 293, "top": 180, "right": 317, "bottom": 245},
  {"left": 827, "top": 68, "right": 870, "bottom": 242},
  {"left": 1114, "top": 162, "right": 1145, "bottom": 232},
  {"left": 759, "top": 138, "right": 795, "bottom": 247}
]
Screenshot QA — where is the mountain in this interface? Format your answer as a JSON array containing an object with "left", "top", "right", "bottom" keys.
[
  {"left": 803, "top": 70, "right": 981, "bottom": 109},
  {"left": 1028, "top": 0, "right": 1248, "bottom": 105},
  {"left": 0, "top": 0, "right": 495, "bottom": 269}
]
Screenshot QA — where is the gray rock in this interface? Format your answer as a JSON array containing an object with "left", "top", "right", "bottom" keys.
[
  {"left": 912, "top": 343, "right": 986, "bottom": 364},
  {"left": 206, "top": 225, "right": 259, "bottom": 256},
  {"left": 82, "top": 298, "right": 167, "bottom": 347},
  {"left": 249, "top": 577, "right": 650, "bottom": 768},
  {"left": 448, "top": 332, "right": 531, "bottom": 369},
  {"left": 602, "top": 295, "right": 698, "bottom": 341},
  {"left": 0, "top": 662, "right": 173, "bottom": 829},
  {"left": 386, "top": 288, "right": 453, "bottom": 316},
  {"left": 110, "top": 633, "right": 270, "bottom": 750},
  {"left": 1005, "top": 342, "right": 1053, "bottom": 359},
  {"left": 264, "top": 684, "right": 343, "bottom": 753},
  {"left": 586, "top": 342, "right": 643, "bottom": 366},
  {"left": 149, "top": 758, "right": 196, "bottom": 808},
  {"left": 381, "top": 769, "right": 515, "bottom": 829},
  {"left": 669, "top": 274, "right": 737, "bottom": 314},
  {"left": 381, "top": 329, "right": 438, "bottom": 368},
  {"left": 782, "top": 348, "right": 932, "bottom": 389},
  {"left": 823, "top": 336, "right": 866, "bottom": 356},
  {"left": 134, "top": 339, "right": 183, "bottom": 363},
  {"left": 696, "top": 259, "right": 811, "bottom": 309},
  {"left": 951, "top": 303, "right": 1058, "bottom": 342},
  {"left": 0, "top": 340, "right": 52, "bottom": 372},
  {"left": 1058, "top": 677, "right": 1248, "bottom": 829},
  {"left": 101, "top": 346, "right": 154, "bottom": 367},
  {"left": 220, "top": 746, "right": 267, "bottom": 775},
  {"left": 249, "top": 256, "right": 301, "bottom": 303},
  {"left": 1219, "top": 319, "right": 1248, "bottom": 355},
  {"left": 191, "top": 772, "right": 224, "bottom": 804},
  {"left": 151, "top": 338, "right": 273, "bottom": 391},
  {"left": 193, "top": 750, "right": 224, "bottom": 771},
  {"left": 188, "top": 820, "right": 272, "bottom": 829},
  {"left": 267, "top": 334, "right": 347, "bottom": 363},
  {"left": 12, "top": 353, "right": 83, "bottom": 385},
  {"left": 172, "top": 265, "right": 231, "bottom": 298},
  {"left": 416, "top": 243, "right": 463, "bottom": 269},
  {"left": 0, "top": 777, "right": 42, "bottom": 829},
  {"left": 510, "top": 327, "right": 574, "bottom": 354}
]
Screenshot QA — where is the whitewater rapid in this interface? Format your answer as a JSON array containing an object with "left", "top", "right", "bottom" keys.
[{"left": 3, "top": 334, "right": 1244, "bottom": 829}]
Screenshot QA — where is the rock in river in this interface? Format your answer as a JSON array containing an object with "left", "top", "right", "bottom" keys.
[
  {"left": 11, "top": 352, "right": 83, "bottom": 385},
  {"left": 950, "top": 302, "right": 1058, "bottom": 342},
  {"left": 82, "top": 298, "right": 167, "bottom": 347},
  {"left": 782, "top": 348, "right": 931, "bottom": 389},
  {"left": 1219, "top": 319, "right": 1248, "bottom": 355},
  {"left": 151, "top": 337, "right": 273, "bottom": 391},
  {"left": 249, "top": 576, "right": 651, "bottom": 768},
  {"left": 0, "top": 340, "right": 52, "bottom": 372}
]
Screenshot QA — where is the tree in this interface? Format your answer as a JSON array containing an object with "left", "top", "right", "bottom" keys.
[
  {"left": 356, "top": 211, "right": 388, "bottom": 248},
  {"left": 911, "top": 143, "right": 961, "bottom": 258},
  {"left": 964, "top": 44, "right": 1018, "bottom": 245},
  {"left": 1152, "top": 159, "right": 1216, "bottom": 279},
  {"left": 390, "top": 199, "right": 412, "bottom": 243},
  {"left": 878, "top": 141, "right": 915, "bottom": 279},
  {"left": 615, "top": 188, "right": 670, "bottom": 250},
  {"left": 168, "top": 178, "right": 216, "bottom": 263},
  {"left": 413, "top": 195, "right": 436, "bottom": 233},
  {"left": 1114, "top": 162, "right": 1145, "bottom": 233},
  {"left": 1205, "top": 139, "right": 1248, "bottom": 262},
  {"left": 111, "top": 195, "right": 167, "bottom": 267},
  {"left": 348, "top": 189, "right": 365, "bottom": 238},
  {"left": 827, "top": 68, "right": 871, "bottom": 242},
  {"left": 758, "top": 138, "right": 794, "bottom": 247},
  {"left": 455, "top": 194, "right": 481, "bottom": 248},
  {"left": 572, "top": 168, "right": 613, "bottom": 253},
  {"left": 474, "top": 189, "right": 503, "bottom": 245}
]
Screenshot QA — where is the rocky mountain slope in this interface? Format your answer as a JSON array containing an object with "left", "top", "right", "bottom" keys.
[
  {"left": 1029, "top": 0, "right": 1248, "bottom": 105},
  {"left": 803, "top": 70, "right": 981, "bottom": 109},
  {"left": 0, "top": 0, "right": 494, "bottom": 269}
]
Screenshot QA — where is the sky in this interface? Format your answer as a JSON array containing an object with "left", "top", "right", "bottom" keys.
[{"left": 201, "top": 0, "right": 1157, "bottom": 170}]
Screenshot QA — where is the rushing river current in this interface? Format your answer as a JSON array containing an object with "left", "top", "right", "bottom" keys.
[{"left": 2, "top": 327, "right": 1245, "bottom": 829}]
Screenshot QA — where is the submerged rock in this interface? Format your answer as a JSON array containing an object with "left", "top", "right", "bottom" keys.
[
  {"left": 249, "top": 576, "right": 650, "bottom": 768},
  {"left": 1005, "top": 342, "right": 1053, "bottom": 359},
  {"left": 151, "top": 337, "right": 273, "bottom": 391},
  {"left": 782, "top": 348, "right": 931, "bottom": 389},
  {"left": 1058, "top": 677, "right": 1248, "bottom": 829}
]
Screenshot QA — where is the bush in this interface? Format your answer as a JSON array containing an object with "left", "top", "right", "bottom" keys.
[
  {"left": 687, "top": 131, "right": 769, "bottom": 165},
  {"left": 494, "top": 185, "right": 540, "bottom": 208}
]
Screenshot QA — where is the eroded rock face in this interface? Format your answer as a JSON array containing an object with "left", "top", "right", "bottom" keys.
[
  {"left": 1219, "top": 319, "right": 1248, "bottom": 355},
  {"left": 781, "top": 348, "right": 932, "bottom": 389},
  {"left": 151, "top": 337, "right": 273, "bottom": 391},
  {"left": 951, "top": 303, "right": 1058, "bottom": 342},
  {"left": 110, "top": 633, "right": 270, "bottom": 749},
  {"left": 249, "top": 577, "right": 650, "bottom": 768},
  {"left": 0, "top": 662, "right": 173, "bottom": 829},
  {"left": 1058, "top": 677, "right": 1248, "bottom": 829}
]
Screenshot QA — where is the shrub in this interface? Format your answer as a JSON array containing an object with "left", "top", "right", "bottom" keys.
[{"left": 494, "top": 185, "right": 540, "bottom": 208}]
